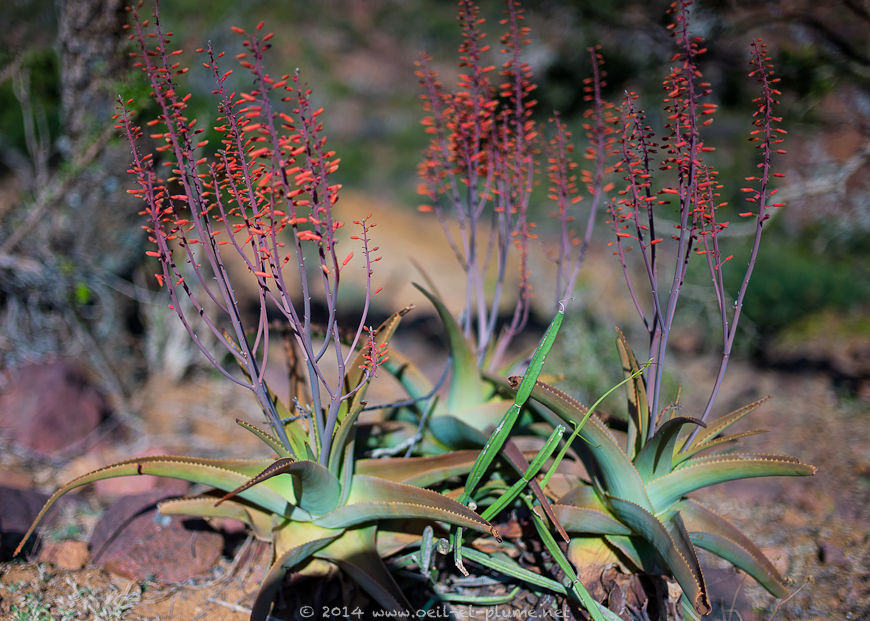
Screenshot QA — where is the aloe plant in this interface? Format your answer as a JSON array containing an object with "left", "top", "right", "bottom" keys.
[
  {"left": 14, "top": 10, "right": 505, "bottom": 620},
  {"left": 15, "top": 308, "right": 501, "bottom": 620},
  {"left": 522, "top": 330, "right": 816, "bottom": 615},
  {"left": 490, "top": 3, "right": 814, "bottom": 615}
]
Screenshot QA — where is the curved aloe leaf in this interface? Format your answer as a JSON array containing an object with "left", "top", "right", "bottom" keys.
[
  {"left": 273, "top": 395, "right": 315, "bottom": 460},
  {"left": 217, "top": 457, "right": 341, "bottom": 516},
  {"left": 676, "top": 498, "right": 789, "bottom": 598},
  {"left": 414, "top": 283, "right": 490, "bottom": 410},
  {"left": 356, "top": 451, "right": 480, "bottom": 487},
  {"left": 558, "top": 481, "right": 604, "bottom": 508},
  {"left": 634, "top": 416, "right": 704, "bottom": 482},
  {"left": 615, "top": 327, "right": 650, "bottom": 458},
  {"left": 675, "top": 429, "right": 769, "bottom": 464},
  {"left": 566, "top": 536, "right": 625, "bottom": 585},
  {"left": 647, "top": 453, "right": 817, "bottom": 510},
  {"left": 523, "top": 381, "right": 654, "bottom": 512},
  {"left": 14, "top": 456, "right": 296, "bottom": 555},
  {"left": 552, "top": 504, "right": 632, "bottom": 536},
  {"left": 606, "top": 495, "right": 711, "bottom": 615},
  {"left": 158, "top": 493, "right": 275, "bottom": 541},
  {"left": 679, "top": 397, "right": 770, "bottom": 456},
  {"left": 337, "top": 428, "right": 357, "bottom": 511},
  {"left": 603, "top": 534, "right": 654, "bottom": 572},
  {"left": 328, "top": 398, "right": 366, "bottom": 477},
  {"left": 251, "top": 522, "right": 343, "bottom": 621},
  {"left": 314, "top": 474, "right": 499, "bottom": 540},
  {"left": 428, "top": 413, "right": 491, "bottom": 448},
  {"left": 235, "top": 418, "right": 293, "bottom": 458},
  {"left": 382, "top": 349, "right": 434, "bottom": 402},
  {"left": 316, "top": 526, "right": 411, "bottom": 612},
  {"left": 376, "top": 529, "right": 424, "bottom": 558}
]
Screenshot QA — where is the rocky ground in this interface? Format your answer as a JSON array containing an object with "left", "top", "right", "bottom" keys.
[{"left": 0, "top": 338, "right": 867, "bottom": 620}]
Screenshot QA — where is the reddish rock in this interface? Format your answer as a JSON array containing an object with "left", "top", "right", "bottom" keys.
[
  {"left": 37, "top": 539, "right": 90, "bottom": 570},
  {"left": 0, "top": 361, "right": 109, "bottom": 457},
  {"left": 90, "top": 487, "right": 224, "bottom": 583}
]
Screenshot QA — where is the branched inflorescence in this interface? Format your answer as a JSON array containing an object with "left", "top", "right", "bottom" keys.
[
  {"left": 417, "top": 0, "right": 613, "bottom": 370},
  {"left": 115, "top": 5, "right": 383, "bottom": 463},
  {"left": 605, "top": 0, "right": 785, "bottom": 439},
  {"left": 549, "top": 47, "right": 617, "bottom": 307}
]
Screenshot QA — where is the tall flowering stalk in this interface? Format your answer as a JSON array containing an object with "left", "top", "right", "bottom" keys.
[
  {"left": 548, "top": 47, "right": 616, "bottom": 304},
  {"left": 606, "top": 0, "right": 785, "bottom": 438},
  {"left": 416, "top": 0, "right": 533, "bottom": 368},
  {"left": 115, "top": 7, "right": 382, "bottom": 464},
  {"left": 695, "top": 39, "right": 786, "bottom": 428},
  {"left": 416, "top": 0, "right": 612, "bottom": 370}
]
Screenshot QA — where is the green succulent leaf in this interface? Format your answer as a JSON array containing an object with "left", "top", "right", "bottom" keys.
[
  {"left": 314, "top": 474, "right": 499, "bottom": 540},
  {"left": 356, "top": 451, "right": 480, "bottom": 487},
  {"left": 328, "top": 398, "right": 367, "bottom": 478},
  {"left": 676, "top": 429, "right": 769, "bottom": 464},
  {"left": 381, "top": 349, "right": 434, "bottom": 403},
  {"left": 675, "top": 498, "right": 789, "bottom": 598},
  {"left": 158, "top": 493, "right": 275, "bottom": 541},
  {"left": 251, "top": 522, "right": 343, "bottom": 621},
  {"left": 566, "top": 535, "right": 621, "bottom": 573},
  {"left": 460, "top": 546, "right": 624, "bottom": 621},
  {"left": 462, "top": 308, "right": 563, "bottom": 502},
  {"left": 460, "top": 546, "right": 568, "bottom": 593},
  {"left": 235, "top": 418, "right": 294, "bottom": 459},
  {"left": 606, "top": 495, "right": 711, "bottom": 615},
  {"left": 316, "top": 526, "right": 411, "bottom": 612},
  {"left": 217, "top": 457, "right": 341, "bottom": 516},
  {"left": 273, "top": 396, "right": 316, "bottom": 460},
  {"left": 376, "top": 528, "right": 424, "bottom": 559},
  {"left": 634, "top": 416, "right": 705, "bottom": 482},
  {"left": 647, "top": 453, "right": 817, "bottom": 510},
  {"left": 337, "top": 425, "right": 358, "bottom": 507},
  {"left": 679, "top": 397, "right": 770, "bottom": 457},
  {"left": 602, "top": 534, "right": 655, "bottom": 572},
  {"left": 615, "top": 327, "right": 650, "bottom": 458},
  {"left": 557, "top": 481, "right": 605, "bottom": 508},
  {"left": 551, "top": 504, "right": 632, "bottom": 536},
  {"left": 428, "top": 412, "right": 491, "bottom": 448},
  {"left": 414, "top": 283, "right": 490, "bottom": 410},
  {"left": 14, "top": 456, "right": 298, "bottom": 555},
  {"left": 522, "top": 380, "right": 654, "bottom": 512}
]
